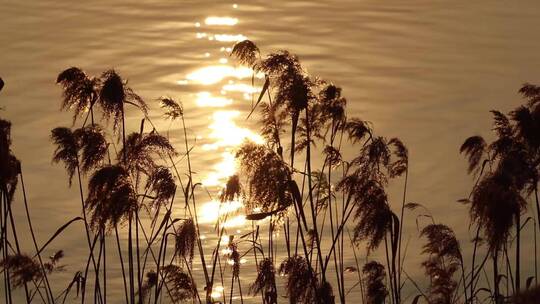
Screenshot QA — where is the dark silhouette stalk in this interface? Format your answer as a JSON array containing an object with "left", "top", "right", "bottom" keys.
[
  {"left": 75, "top": 163, "right": 99, "bottom": 304},
  {"left": 115, "top": 226, "right": 129, "bottom": 303},
  {"left": 516, "top": 212, "right": 521, "bottom": 293},
  {"left": 120, "top": 105, "right": 135, "bottom": 304},
  {"left": 535, "top": 186, "right": 539, "bottom": 286},
  {"left": 19, "top": 168, "right": 54, "bottom": 303},
  {"left": 384, "top": 235, "right": 395, "bottom": 304},
  {"left": 5, "top": 190, "right": 31, "bottom": 302},
  {"left": 397, "top": 168, "right": 408, "bottom": 301},
  {"left": 1, "top": 191, "right": 13, "bottom": 304},
  {"left": 102, "top": 229, "right": 107, "bottom": 304},
  {"left": 136, "top": 210, "right": 142, "bottom": 304},
  {"left": 493, "top": 251, "right": 500, "bottom": 304},
  {"left": 470, "top": 225, "right": 481, "bottom": 302},
  {"left": 180, "top": 114, "right": 210, "bottom": 303},
  {"left": 304, "top": 106, "right": 326, "bottom": 284}
]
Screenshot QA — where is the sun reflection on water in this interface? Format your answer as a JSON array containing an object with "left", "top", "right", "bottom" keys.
[
  {"left": 185, "top": 65, "right": 254, "bottom": 85},
  {"left": 204, "top": 16, "right": 239, "bottom": 26},
  {"left": 181, "top": 11, "right": 266, "bottom": 262},
  {"left": 195, "top": 92, "right": 232, "bottom": 107},
  {"left": 212, "top": 34, "right": 248, "bottom": 42},
  {"left": 202, "top": 111, "right": 263, "bottom": 151}
]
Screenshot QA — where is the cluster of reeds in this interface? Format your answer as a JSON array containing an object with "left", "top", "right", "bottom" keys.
[{"left": 1, "top": 39, "right": 540, "bottom": 304}]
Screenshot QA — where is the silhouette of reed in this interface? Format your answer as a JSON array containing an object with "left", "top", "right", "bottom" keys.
[{"left": 1, "top": 41, "right": 540, "bottom": 304}]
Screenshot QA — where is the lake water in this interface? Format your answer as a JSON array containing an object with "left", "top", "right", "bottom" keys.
[{"left": 2, "top": 0, "right": 540, "bottom": 302}]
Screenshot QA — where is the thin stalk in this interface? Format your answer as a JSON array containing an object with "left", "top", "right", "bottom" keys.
[
  {"left": 515, "top": 212, "right": 520, "bottom": 293},
  {"left": 102, "top": 229, "right": 107, "bottom": 304},
  {"left": 5, "top": 190, "right": 31, "bottom": 303},
  {"left": 304, "top": 106, "right": 326, "bottom": 282},
  {"left": 75, "top": 164, "right": 99, "bottom": 304},
  {"left": 115, "top": 226, "right": 129, "bottom": 303},
  {"left": 180, "top": 114, "right": 210, "bottom": 302},
  {"left": 396, "top": 168, "right": 408, "bottom": 302},
  {"left": 19, "top": 169, "right": 54, "bottom": 303}
]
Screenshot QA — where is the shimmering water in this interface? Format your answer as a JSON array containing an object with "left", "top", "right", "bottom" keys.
[{"left": 2, "top": 0, "right": 540, "bottom": 302}]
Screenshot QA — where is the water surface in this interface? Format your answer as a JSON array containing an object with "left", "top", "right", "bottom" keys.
[{"left": 2, "top": 0, "right": 540, "bottom": 302}]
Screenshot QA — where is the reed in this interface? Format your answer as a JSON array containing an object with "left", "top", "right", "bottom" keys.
[{"left": 2, "top": 45, "right": 540, "bottom": 304}]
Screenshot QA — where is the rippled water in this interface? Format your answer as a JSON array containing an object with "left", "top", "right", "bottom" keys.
[{"left": 2, "top": 0, "right": 540, "bottom": 302}]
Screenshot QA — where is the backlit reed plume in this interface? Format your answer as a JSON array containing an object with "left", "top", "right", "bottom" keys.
[
  {"left": 227, "top": 239, "right": 241, "bottom": 278},
  {"left": 1, "top": 252, "right": 63, "bottom": 290},
  {"left": 160, "top": 265, "right": 196, "bottom": 302},
  {"left": 362, "top": 261, "right": 388, "bottom": 304},
  {"left": 0, "top": 118, "right": 20, "bottom": 202},
  {"left": 278, "top": 255, "right": 318, "bottom": 303},
  {"left": 231, "top": 39, "right": 260, "bottom": 67},
  {"left": 98, "top": 69, "right": 148, "bottom": 131},
  {"left": 257, "top": 50, "right": 314, "bottom": 164},
  {"left": 236, "top": 142, "right": 292, "bottom": 214},
  {"left": 323, "top": 145, "right": 342, "bottom": 167},
  {"left": 85, "top": 165, "right": 138, "bottom": 232},
  {"left": 346, "top": 179, "right": 395, "bottom": 251},
  {"left": 317, "top": 83, "right": 347, "bottom": 132},
  {"left": 259, "top": 101, "right": 286, "bottom": 153},
  {"left": 262, "top": 51, "right": 311, "bottom": 116},
  {"left": 139, "top": 270, "right": 157, "bottom": 302},
  {"left": 460, "top": 135, "right": 487, "bottom": 175},
  {"left": 51, "top": 125, "right": 108, "bottom": 184},
  {"left": 471, "top": 171, "right": 526, "bottom": 254},
  {"left": 174, "top": 219, "right": 196, "bottom": 263},
  {"left": 387, "top": 138, "right": 408, "bottom": 178},
  {"left": 420, "top": 224, "right": 462, "bottom": 304},
  {"left": 160, "top": 97, "right": 183, "bottom": 120},
  {"left": 118, "top": 131, "right": 176, "bottom": 176},
  {"left": 0, "top": 254, "right": 42, "bottom": 288},
  {"left": 51, "top": 127, "right": 79, "bottom": 185},
  {"left": 294, "top": 82, "right": 347, "bottom": 151},
  {"left": 145, "top": 166, "right": 176, "bottom": 209},
  {"left": 346, "top": 118, "right": 372, "bottom": 144},
  {"left": 249, "top": 258, "right": 277, "bottom": 304},
  {"left": 313, "top": 171, "right": 331, "bottom": 214},
  {"left": 220, "top": 174, "right": 241, "bottom": 203},
  {"left": 74, "top": 125, "right": 108, "bottom": 173},
  {"left": 462, "top": 102, "right": 536, "bottom": 299},
  {"left": 56, "top": 67, "right": 99, "bottom": 123}
]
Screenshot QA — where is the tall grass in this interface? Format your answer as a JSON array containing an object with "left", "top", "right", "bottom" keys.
[{"left": 0, "top": 42, "right": 540, "bottom": 304}]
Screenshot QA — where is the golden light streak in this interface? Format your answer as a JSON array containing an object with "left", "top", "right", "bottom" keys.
[{"left": 205, "top": 17, "right": 238, "bottom": 26}]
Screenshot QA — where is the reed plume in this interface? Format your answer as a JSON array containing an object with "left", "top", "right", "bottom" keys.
[
  {"left": 118, "top": 131, "right": 176, "bottom": 177},
  {"left": 231, "top": 39, "right": 260, "bottom": 67},
  {"left": 0, "top": 118, "right": 20, "bottom": 203},
  {"left": 145, "top": 166, "right": 176, "bottom": 209},
  {"left": 249, "top": 258, "right": 277, "bottom": 304},
  {"left": 74, "top": 125, "right": 108, "bottom": 173},
  {"left": 98, "top": 69, "right": 148, "bottom": 131},
  {"left": 160, "top": 265, "right": 196, "bottom": 302},
  {"left": 1, "top": 252, "right": 63, "bottom": 289},
  {"left": 56, "top": 67, "right": 99, "bottom": 123},
  {"left": 174, "top": 219, "right": 196, "bottom": 263},
  {"left": 220, "top": 174, "right": 242, "bottom": 203},
  {"left": 139, "top": 270, "right": 157, "bottom": 302},
  {"left": 420, "top": 224, "right": 462, "bottom": 304},
  {"left": 85, "top": 165, "right": 138, "bottom": 232},
  {"left": 362, "top": 261, "right": 388, "bottom": 304},
  {"left": 51, "top": 127, "right": 79, "bottom": 185},
  {"left": 278, "top": 255, "right": 317, "bottom": 303},
  {"left": 0, "top": 254, "right": 42, "bottom": 289},
  {"left": 236, "top": 142, "right": 292, "bottom": 214},
  {"left": 160, "top": 97, "right": 183, "bottom": 120}
]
